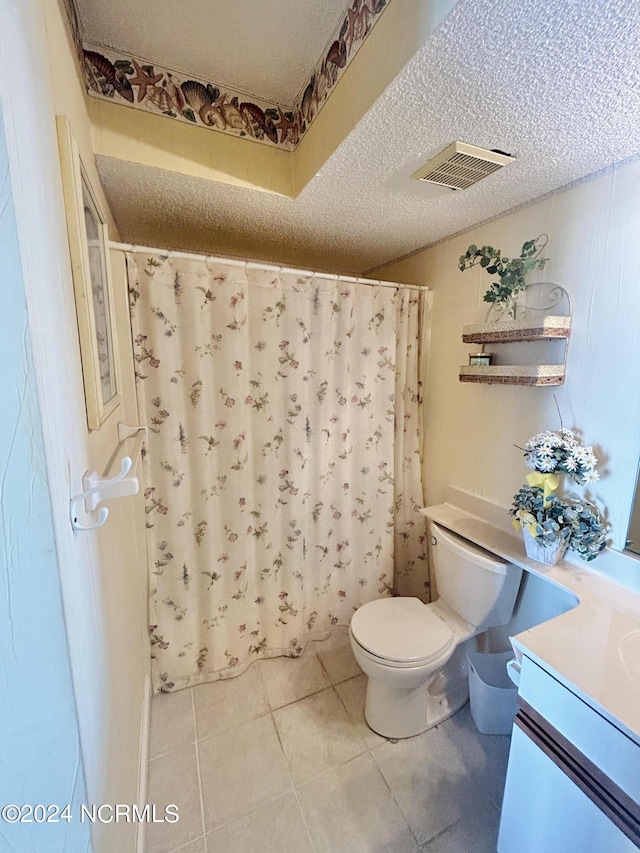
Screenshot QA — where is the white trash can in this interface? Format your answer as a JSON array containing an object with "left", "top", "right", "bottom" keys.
[{"left": 466, "top": 648, "right": 518, "bottom": 735}]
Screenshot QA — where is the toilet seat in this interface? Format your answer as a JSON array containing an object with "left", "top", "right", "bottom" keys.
[{"left": 350, "top": 597, "right": 454, "bottom": 665}]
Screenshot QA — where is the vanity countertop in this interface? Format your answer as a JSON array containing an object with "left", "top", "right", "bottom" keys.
[{"left": 421, "top": 501, "right": 640, "bottom": 747}]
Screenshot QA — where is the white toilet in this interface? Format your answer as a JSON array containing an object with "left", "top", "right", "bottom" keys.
[{"left": 349, "top": 521, "right": 522, "bottom": 739}]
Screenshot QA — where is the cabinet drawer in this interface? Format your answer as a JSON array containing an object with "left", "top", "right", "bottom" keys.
[
  {"left": 518, "top": 656, "right": 640, "bottom": 803},
  {"left": 499, "top": 725, "right": 638, "bottom": 853}
]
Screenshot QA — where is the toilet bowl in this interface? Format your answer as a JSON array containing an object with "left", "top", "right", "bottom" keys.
[{"left": 349, "top": 522, "right": 522, "bottom": 739}]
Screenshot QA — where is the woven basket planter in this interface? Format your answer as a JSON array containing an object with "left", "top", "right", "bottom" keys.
[{"left": 522, "top": 528, "right": 569, "bottom": 566}]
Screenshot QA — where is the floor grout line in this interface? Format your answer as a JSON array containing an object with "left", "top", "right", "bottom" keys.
[
  {"left": 269, "top": 706, "right": 296, "bottom": 787},
  {"left": 264, "top": 650, "right": 370, "bottom": 850},
  {"left": 267, "top": 702, "right": 318, "bottom": 853},
  {"left": 466, "top": 765, "right": 506, "bottom": 814},
  {"left": 314, "top": 642, "right": 333, "bottom": 684},
  {"left": 261, "top": 642, "right": 364, "bottom": 716},
  {"left": 291, "top": 783, "right": 319, "bottom": 853},
  {"left": 374, "top": 756, "right": 424, "bottom": 850},
  {"left": 293, "top": 749, "right": 374, "bottom": 795},
  {"left": 192, "top": 709, "right": 273, "bottom": 747},
  {"left": 259, "top": 644, "right": 333, "bottom": 708},
  {"left": 190, "top": 686, "right": 208, "bottom": 853},
  {"left": 204, "top": 788, "right": 301, "bottom": 840},
  {"left": 167, "top": 834, "right": 207, "bottom": 853}
]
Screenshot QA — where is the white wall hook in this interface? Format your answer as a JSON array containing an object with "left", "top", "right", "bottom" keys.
[
  {"left": 82, "top": 456, "right": 138, "bottom": 511},
  {"left": 70, "top": 456, "right": 140, "bottom": 531},
  {"left": 70, "top": 503, "right": 109, "bottom": 531}
]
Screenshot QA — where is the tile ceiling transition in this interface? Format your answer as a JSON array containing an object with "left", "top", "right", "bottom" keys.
[
  {"left": 77, "top": 0, "right": 359, "bottom": 106},
  {"left": 79, "top": 0, "right": 387, "bottom": 149},
  {"left": 75, "top": 0, "right": 640, "bottom": 273}
]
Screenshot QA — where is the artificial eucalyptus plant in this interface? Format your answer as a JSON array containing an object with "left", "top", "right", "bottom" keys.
[
  {"left": 459, "top": 234, "right": 549, "bottom": 311},
  {"left": 510, "top": 486, "right": 607, "bottom": 562},
  {"left": 511, "top": 426, "right": 608, "bottom": 562}
]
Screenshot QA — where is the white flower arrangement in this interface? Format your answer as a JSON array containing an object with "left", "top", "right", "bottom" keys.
[
  {"left": 513, "top": 425, "right": 608, "bottom": 562},
  {"left": 523, "top": 428, "right": 599, "bottom": 486}
]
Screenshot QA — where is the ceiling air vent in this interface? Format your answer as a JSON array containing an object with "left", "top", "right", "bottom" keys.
[{"left": 411, "top": 141, "right": 515, "bottom": 190}]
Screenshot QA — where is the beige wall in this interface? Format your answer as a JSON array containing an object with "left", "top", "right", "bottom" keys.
[
  {"left": 89, "top": 96, "right": 295, "bottom": 197},
  {"left": 1, "top": 1, "right": 149, "bottom": 850},
  {"left": 376, "top": 160, "right": 640, "bottom": 573}
]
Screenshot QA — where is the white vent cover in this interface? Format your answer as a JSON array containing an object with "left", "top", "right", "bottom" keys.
[{"left": 411, "top": 141, "right": 515, "bottom": 190}]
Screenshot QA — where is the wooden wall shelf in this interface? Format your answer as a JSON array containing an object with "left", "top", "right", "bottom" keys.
[
  {"left": 462, "top": 316, "right": 571, "bottom": 344},
  {"left": 459, "top": 365, "right": 566, "bottom": 386},
  {"left": 459, "top": 284, "right": 572, "bottom": 387}
]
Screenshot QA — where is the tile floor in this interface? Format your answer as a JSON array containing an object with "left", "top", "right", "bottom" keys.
[{"left": 146, "top": 629, "right": 510, "bottom": 853}]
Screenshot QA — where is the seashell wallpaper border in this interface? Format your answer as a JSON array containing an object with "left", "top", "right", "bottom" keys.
[{"left": 82, "top": 0, "right": 388, "bottom": 151}]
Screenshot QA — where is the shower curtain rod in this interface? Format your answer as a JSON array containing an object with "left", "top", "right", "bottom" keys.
[{"left": 109, "top": 242, "right": 428, "bottom": 292}]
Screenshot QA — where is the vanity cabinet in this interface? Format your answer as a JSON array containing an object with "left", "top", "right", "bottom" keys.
[
  {"left": 498, "top": 655, "right": 640, "bottom": 852},
  {"left": 422, "top": 494, "right": 640, "bottom": 851}
]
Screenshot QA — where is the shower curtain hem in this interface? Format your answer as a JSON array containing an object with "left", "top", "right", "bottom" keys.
[{"left": 152, "top": 624, "right": 355, "bottom": 693}]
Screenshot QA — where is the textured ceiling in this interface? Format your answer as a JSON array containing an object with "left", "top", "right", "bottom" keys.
[
  {"left": 97, "top": 0, "right": 640, "bottom": 274},
  {"left": 76, "top": 0, "right": 353, "bottom": 105}
]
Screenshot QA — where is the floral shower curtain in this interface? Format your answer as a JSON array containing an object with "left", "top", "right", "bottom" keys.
[
  {"left": 394, "top": 289, "right": 430, "bottom": 601},
  {"left": 127, "top": 252, "right": 430, "bottom": 692}
]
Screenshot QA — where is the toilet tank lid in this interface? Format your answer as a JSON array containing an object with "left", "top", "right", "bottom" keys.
[
  {"left": 431, "top": 522, "right": 512, "bottom": 575},
  {"left": 351, "top": 597, "right": 453, "bottom": 663}
]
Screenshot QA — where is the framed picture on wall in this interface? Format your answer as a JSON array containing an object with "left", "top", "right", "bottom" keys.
[{"left": 56, "top": 114, "right": 120, "bottom": 430}]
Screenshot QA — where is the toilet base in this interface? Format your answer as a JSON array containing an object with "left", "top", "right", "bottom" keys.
[{"left": 364, "top": 644, "right": 470, "bottom": 739}]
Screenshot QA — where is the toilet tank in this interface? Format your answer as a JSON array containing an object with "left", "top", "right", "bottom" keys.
[{"left": 429, "top": 522, "right": 522, "bottom": 629}]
